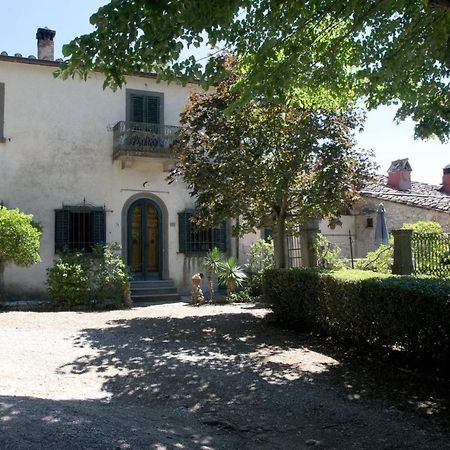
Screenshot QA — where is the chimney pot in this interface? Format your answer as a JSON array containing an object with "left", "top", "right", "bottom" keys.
[
  {"left": 36, "top": 27, "right": 56, "bottom": 61},
  {"left": 387, "top": 158, "right": 412, "bottom": 191},
  {"left": 442, "top": 164, "right": 450, "bottom": 194}
]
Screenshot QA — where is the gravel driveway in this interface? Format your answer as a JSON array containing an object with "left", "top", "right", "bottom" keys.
[{"left": 0, "top": 302, "right": 449, "bottom": 449}]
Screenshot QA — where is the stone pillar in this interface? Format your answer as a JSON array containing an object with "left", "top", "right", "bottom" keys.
[
  {"left": 299, "top": 220, "right": 320, "bottom": 268},
  {"left": 392, "top": 229, "right": 413, "bottom": 275}
]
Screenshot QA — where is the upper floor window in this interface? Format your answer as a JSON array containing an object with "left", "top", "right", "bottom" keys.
[
  {"left": 55, "top": 205, "right": 106, "bottom": 253},
  {"left": 126, "top": 89, "right": 164, "bottom": 125},
  {"left": 178, "top": 211, "right": 227, "bottom": 254}
]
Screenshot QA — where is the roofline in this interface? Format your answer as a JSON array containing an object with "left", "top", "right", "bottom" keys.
[
  {"left": 0, "top": 54, "right": 201, "bottom": 85},
  {"left": 360, "top": 192, "right": 450, "bottom": 214}
]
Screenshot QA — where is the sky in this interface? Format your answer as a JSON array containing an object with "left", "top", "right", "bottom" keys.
[{"left": 0, "top": 0, "right": 448, "bottom": 185}]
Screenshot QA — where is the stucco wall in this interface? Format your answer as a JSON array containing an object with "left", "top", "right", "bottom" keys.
[
  {"left": 0, "top": 60, "right": 211, "bottom": 296},
  {"left": 352, "top": 197, "right": 450, "bottom": 257}
]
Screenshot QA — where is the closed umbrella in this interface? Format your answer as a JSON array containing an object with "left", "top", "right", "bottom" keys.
[{"left": 374, "top": 203, "right": 389, "bottom": 247}]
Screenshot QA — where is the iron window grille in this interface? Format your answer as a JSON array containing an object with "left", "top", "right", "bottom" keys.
[
  {"left": 55, "top": 204, "right": 106, "bottom": 253},
  {"left": 178, "top": 211, "right": 227, "bottom": 253}
]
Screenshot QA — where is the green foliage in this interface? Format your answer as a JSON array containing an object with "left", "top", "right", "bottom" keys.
[
  {"left": 0, "top": 206, "right": 41, "bottom": 267},
  {"left": 314, "top": 233, "right": 345, "bottom": 270},
  {"left": 356, "top": 237, "right": 394, "bottom": 273},
  {"left": 217, "top": 256, "right": 247, "bottom": 297},
  {"left": 264, "top": 268, "right": 450, "bottom": 364},
  {"left": 169, "top": 70, "right": 375, "bottom": 268},
  {"left": 47, "top": 253, "right": 91, "bottom": 308},
  {"left": 402, "top": 220, "right": 443, "bottom": 234},
  {"left": 245, "top": 238, "right": 274, "bottom": 297},
  {"left": 356, "top": 221, "right": 444, "bottom": 274},
  {"left": 58, "top": 1, "right": 450, "bottom": 141},
  {"left": 202, "top": 246, "right": 223, "bottom": 302},
  {"left": 227, "top": 288, "right": 253, "bottom": 303},
  {"left": 47, "top": 244, "right": 129, "bottom": 309}
]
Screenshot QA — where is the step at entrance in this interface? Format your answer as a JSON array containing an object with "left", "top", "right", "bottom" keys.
[{"left": 130, "top": 279, "right": 180, "bottom": 303}]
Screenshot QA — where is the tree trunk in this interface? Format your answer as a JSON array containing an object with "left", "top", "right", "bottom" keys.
[{"left": 273, "top": 215, "right": 287, "bottom": 269}]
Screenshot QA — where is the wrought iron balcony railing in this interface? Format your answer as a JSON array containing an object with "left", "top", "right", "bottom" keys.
[{"left": 113, "top": 121, "right": 180, "bottom": 158}]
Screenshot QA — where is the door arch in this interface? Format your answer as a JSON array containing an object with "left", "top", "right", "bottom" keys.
[{"left": 127, "top": 198, "right": 162, "bottom": 280}]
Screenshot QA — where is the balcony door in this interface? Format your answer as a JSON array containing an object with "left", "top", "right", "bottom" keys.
[{"left": 127, "top": 199, "right": 162, "bottom": 280}]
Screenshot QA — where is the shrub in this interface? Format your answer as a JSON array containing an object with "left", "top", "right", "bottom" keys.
[
  {"left": 47, "top": 244, "right": 129, "bottom": 309},
  {"left": 0, "top": 206, "right": 42, "bottom": 298},
  {"left": 264, "top": 268, "right": 450, "bottom": 364},
  {"left": 47, "top": 253, "right": 90, "bottom": 308},
  {"left": 245, "top": 238, "right": 274, "bottom": 297},
  {"left": 313, "top": 233, "right": 346, "bottom": 270}
]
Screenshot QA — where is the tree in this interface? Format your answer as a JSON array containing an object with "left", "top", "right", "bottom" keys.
[
  {"left": 168, "top": 73, "right": 376, "bottom": 268},
  {"left": 58, "top": 1, "right": 450, "bottom": 142},
  {"left": 0, "top": 206, "right": 42, "bottom": 298}
]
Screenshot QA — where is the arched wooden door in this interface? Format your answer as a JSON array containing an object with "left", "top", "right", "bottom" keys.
[{"left": 127, "top": 199, "right": 162, "bottom": 280}]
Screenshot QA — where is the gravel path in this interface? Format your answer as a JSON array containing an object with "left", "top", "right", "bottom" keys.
[{"left": 0, "top": 302, "right": 449, "bottom": 449}]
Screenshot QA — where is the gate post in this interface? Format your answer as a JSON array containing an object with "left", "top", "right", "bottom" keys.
[
  {"left": 299, "top": 220, "right": 320, "bottom": 267},
  {"left": 392, "top": 229, "right": 413, "bottom": 275}
]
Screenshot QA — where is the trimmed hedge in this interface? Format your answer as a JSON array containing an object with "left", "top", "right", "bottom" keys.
[{"left": 263, "top": 269, "right": 450, "bottom": 363}]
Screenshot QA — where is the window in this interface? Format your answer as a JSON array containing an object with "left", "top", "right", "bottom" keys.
[
  {"left": 178, "top": 212, "right": 227, "bottom": 253},
  {"left": 126, "top": 89, "right": 164, "bottom": 124},
  {"left": 0, "top": 82, "right": 5, "bottom": 142},
  {"left": 262, "top": 228, "right": 273, "bottom": 241},
  {"left": 55, "top": 206, "right": 106, "bottom": 253},
  {"left": 366, "top": 218, "right": 374, "bottom": 228}
]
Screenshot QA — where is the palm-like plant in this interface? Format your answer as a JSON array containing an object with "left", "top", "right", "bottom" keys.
[
  {"left": 202, "top": 246, "right": 223, "bottom": 303},
  {"left": 218, "top": 256, "right": 247, "bottom": 298}
]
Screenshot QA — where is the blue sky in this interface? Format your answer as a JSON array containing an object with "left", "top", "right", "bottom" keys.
[{"left": 1, "top": 0, "right": 448, "bottom": 184}]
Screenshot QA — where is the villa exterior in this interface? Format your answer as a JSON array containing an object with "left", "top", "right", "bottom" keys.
[{"left": 0, "top": 28, "right": 235, "bottom": 298}]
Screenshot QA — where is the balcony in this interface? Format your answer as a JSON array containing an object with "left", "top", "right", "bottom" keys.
[{"left": 113, "top": 121, "right": 180, "bottom": 162}]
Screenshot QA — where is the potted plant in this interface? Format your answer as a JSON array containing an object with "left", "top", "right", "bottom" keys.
[{"left": 191, "top": 273, "right": 202, "bottom": 287}]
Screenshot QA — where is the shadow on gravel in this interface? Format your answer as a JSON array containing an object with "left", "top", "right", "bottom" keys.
[{"left": 2, "top": 308, "right": 450, "bottom": 449}]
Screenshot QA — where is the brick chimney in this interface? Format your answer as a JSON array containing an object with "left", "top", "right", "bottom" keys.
[
  {"left": 36, "top": 27, "right": 56, "bottom": 61},
  {"left": 387, "top": 158, "right": 412, "bottom": 191},
  {"left": 442, "top": 164, "right": 450, "bottom": 194}
]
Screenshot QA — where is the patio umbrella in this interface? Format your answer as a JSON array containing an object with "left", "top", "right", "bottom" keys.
[{"left": 374, "top": 203, "right": 389, "bottom": 247}]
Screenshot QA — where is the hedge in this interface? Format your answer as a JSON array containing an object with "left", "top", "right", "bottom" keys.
[{"left": 263, "top": 269, "right": 450, "bottom": 363}]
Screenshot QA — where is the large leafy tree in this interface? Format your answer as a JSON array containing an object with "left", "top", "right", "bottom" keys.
[
  {"left": 168, "top": 72, "right": 376, "bottom": 268},
  {"left": 59, "top": 0, "right": 450, "bottom": 142},
  {"left": 0, "top": 207, "right": 42, "bottom": 298}
]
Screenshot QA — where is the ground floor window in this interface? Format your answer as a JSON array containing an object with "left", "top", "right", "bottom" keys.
[
  {"left": 178, "top": 211, "right": 227, "bottom": 253},
  {"left": 55, "top": 205, "right": 106, "bottom": 253}
]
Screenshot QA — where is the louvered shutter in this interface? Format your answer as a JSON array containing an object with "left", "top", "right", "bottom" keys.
[
  {"left": 55, "top": 209, "right": 70, "bottom": 252},
  {"left": 130, "top": 94, "right": 160, "bottom": 124},
  {"left": 144, "top": 96, "right": 160, "bottom": 124},
  {"left": 178, "top": 212, "right": 192, "bottom": 253},
  {"left": 130, "top": 94, "right": 144, "bottom": 123},
  {"left": 91, "top": 210, "right": 106, "bottom": 246}
]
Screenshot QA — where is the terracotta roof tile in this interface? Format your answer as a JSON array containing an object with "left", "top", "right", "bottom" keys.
[{"left": 361, "top": 175, "right": 450, "bottom": 214}]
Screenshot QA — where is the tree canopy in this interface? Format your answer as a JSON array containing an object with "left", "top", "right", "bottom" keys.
[
  {"left": 168, "top": 71, "right": 376, "bottom": 267},
  {"left": 0, "top": 206, "right": 42, "bottom": 296},
  {"left": 59, "top": 0, "right": 450, "bottom": 142}
]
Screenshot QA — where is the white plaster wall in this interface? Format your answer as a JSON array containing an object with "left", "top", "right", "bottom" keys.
[
  {"left": 0, "top": 60, "right": 207, "bottom": 295},
  {"left": 319, "top": 216, "right": 356, "bottom": 258}
]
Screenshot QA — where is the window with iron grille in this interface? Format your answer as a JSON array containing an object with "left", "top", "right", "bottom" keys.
[
  {"left": 178, "top": 212, "right": 227, "bottom": 253},
  {"left": 55, "top": 206, "right": 106, "bottom": 253}
]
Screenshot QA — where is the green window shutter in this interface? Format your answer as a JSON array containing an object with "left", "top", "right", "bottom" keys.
[
  {"left": 55, "top": 209, "right": 70, "bottom": 252},
  {"left": 144, "top": 96, "right": 160, "bottom": 124},
  {"left": 130, "top": 94, "right": 160, "bottom": 124},
  {"left": 91, "top": 210, "right": 106, "bottom": 245},
  {"left": 178, "top": 212, "right": 192, "bottom": 253}
]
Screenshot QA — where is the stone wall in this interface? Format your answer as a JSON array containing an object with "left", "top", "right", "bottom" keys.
[{"left": 352, "top": 197, "right": 450, "bottom": 258}]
